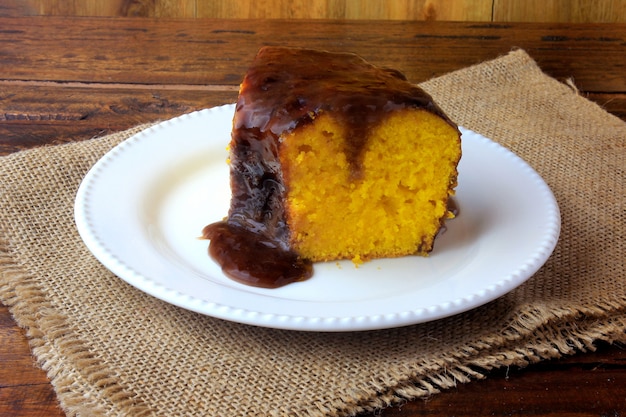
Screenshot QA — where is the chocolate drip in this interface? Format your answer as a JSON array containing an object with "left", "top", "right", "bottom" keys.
[
  {"left": 202, "top": 222, "right": 312, "bottom": 289},
  {"left": 203, "top": 47, "right": 455, "bottom": 288}
]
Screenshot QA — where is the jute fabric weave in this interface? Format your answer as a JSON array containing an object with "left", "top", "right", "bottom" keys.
[{"left": 1, "top": 49, "right": 625, "bottom": 416}]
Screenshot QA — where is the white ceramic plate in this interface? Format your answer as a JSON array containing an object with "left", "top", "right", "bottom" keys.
[{"left": 75, "top": 104, "right": 560, "bottom": 332}]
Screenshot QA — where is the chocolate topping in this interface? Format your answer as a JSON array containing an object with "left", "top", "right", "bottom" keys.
[
  {"left": 234, "top": 47, "right": 452, "bottom": 170},
  {"left": 203, "top": 47, "right": 453, "bottom": 288}
]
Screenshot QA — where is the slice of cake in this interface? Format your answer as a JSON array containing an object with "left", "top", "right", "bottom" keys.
[{"left": 203, "top": 46, "right": 461, "bottom": 288}]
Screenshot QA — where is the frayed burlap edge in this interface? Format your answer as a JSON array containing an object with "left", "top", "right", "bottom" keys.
[
  {"left": 338, "top": 302, "right": 626, "bottom": 417},
  {"left": 0, "top": 126, "right": 158, "bottom": 417}
]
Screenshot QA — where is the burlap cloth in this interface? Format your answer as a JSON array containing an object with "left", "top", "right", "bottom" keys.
[{"left": 1, "top": 49, "right": 625, "bottom": 416}]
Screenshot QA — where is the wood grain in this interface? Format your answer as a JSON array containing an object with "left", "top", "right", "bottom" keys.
[
  {"left": 494, "top": 0, "right": 626, "bottom": 22},
  {"left": 0, "top": 18, "right": 624, "bottom": 90},
  {"left": 197, "top": 0, "right": 493, "bottom": 21},
  {"left": 0, "top": 0, "right": 494, "bottom": 20},
  {"left": 4, "top": 0, "right": 626, "bottom": 22},
  {"left": 0, "top": 305, "right": 65, "bottom": 417},
  {"left": 0, "top": 82, "right": 237, "bottom": 153},
  {"left": 12, "top": 0, "right": 197, "bottom": 18},
  {"left": 379, "top": 342, "right": 626, "bottom": 416}
]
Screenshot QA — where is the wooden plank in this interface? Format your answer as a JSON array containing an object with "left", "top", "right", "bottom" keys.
[
  {"left": 8, "top": 0, "right": 626, "bottom": 22},
  {"left": 1, "top": 87, "right": 623, "bottom": 156},
  {"left": 8, "top": 0, "right": 494, "bottom": 20},
  {"left": 199, "top": 0, "right": 342, "bottom": 19},
  {"left": 0, "top": 305, "right": 65, "bottom": 417},
  {"left": 0, "top": 0, "right": 34, "bottom": 16},
  {"left": 11, "top": 0, "right": 197, "bottom": 17},
  {"left": 0, "top": 18, "right": 625, "bottom": 94},
  {"left": 379, "top": 341, "right": 626, "bottom": 416},
  {"left": 119, "top": 0, "right": 196, "bottom": 18},
  {"left": 0, "top": 384, "right": 65, "bottom": 417},
  {"left": 197, "top": 0, "right": 493, "bottom": 21},
  {"left": 493, "top": 0, "right": 626, "bottom": 23},
  {"left": 25, "top": 0, "right": 122, "bottom": 16},
  {"left": 343, "top": 0, "right": 493, "bottom": 21},
  {"left": 0, "top": 83, "right": 238, "bottom": 154}
]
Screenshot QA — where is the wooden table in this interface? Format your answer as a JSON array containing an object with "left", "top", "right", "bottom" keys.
[{"left": 1, "top": 17, "right": 625, "bottom": 416}]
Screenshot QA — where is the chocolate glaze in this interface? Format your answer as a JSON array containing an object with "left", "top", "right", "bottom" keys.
[{"left": 203, "top": 47, "right": 457, "bottom": 288}]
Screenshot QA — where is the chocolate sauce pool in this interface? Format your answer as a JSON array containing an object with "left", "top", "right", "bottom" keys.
[
  {"left": 202, "top": 47, "right": 458, "bottom": 288},
  {"left": 202, "top": 222, "right": 312, "bottom": 289}
]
